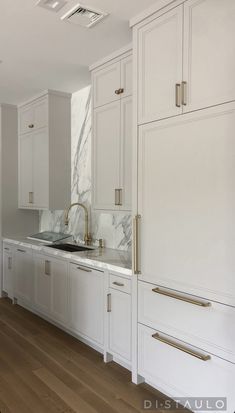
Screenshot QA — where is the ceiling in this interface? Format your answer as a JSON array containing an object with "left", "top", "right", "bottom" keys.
[{"left": 0, "top": 0, "right": 157, "bottom": 104}]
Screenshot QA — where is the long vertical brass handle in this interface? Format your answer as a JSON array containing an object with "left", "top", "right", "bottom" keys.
[
  {"left": 115, "top": 189, "right": 122, "bottom": 206},
  {"left": 134, "top": 215, "right": 141, "bottom": 274},
  {"left": 29, "top": 192, "right": 34, "bottom": 204},
  {"left": 107, "top": 293, "right": 111, "bottom": 312},
  {"left": 152, "top": 332, "right": 211, "bottom": 361},
  {"left": 45, "top": 260, "right": 51, "bottom": 276},
  {"left": 175, "top": 83, "right": 181, "bottom": 107},
  {"left": 182, "top": 81, "right": 187, "bottom": 106}
]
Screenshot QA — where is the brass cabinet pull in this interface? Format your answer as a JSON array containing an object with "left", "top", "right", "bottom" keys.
[
  {"left": 112, "top": 281, "right": 124, "bottom": 287},
  {"left": 4, "top": 247, "right": 9, "bottom": 251},
  {"left": 115, "top": 88, "right": 124, "bottom": 95},
  {"left": 28, "top": 124, "right": 34, "bottom": 129},
  {"left": 107, "top": 293, "right": 111, "bottom": 312},
  {"left": 17, "top": 249, "right": 26, "bottom": 253},
  {"left": 8, "top": 257, "right": 12, "bottom": 270},
  {"left": 77, "top": 266, "right": 92, "bottom": 273},
  {"left": 134, "top": 215, "right": 141, "bottom": 274},
  {"left": 29, "top": 192, "right": 34, "bottom": 204},
  {"left": 182, "top": 81, "right": 187, "bottom": 106},
  {"left": 152, "top": 287, "right": 211, "bottom": 308},
  {"left": 152, "top": 332, "right": 211, "bottom": 361},
  {"left": 45, "top": 260, "right": 51, "bottom": 276},
  {"left": 115, "top": 189, "right": 122, "bottom": 206},
  {"left": 175, "top": 83, "right": 181, "bottom": 107}
]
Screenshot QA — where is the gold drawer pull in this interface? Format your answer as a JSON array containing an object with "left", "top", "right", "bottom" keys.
[
  {"left": 28, "top": 124, "right": 34, "bottom": 129},
  {"left": 77, "top": 266, "right": 92, "bottom": 273},
  {"left": 152, "top": 332, "right": 211, "bottom": 361},
  {"left": 175, "top": 83, "right": 181, "bottom": 107},
  {"left": 107, "top": 293, "right": 111, "bottom": 312},
  {"left": 112, "top": 281, "right": 124, "bottom": 287},
  {"left": 134, "top": 215, "right": 141, "bottom": 274},
  {"left": 152, "top": 287, "right": 211, "bottom": 308},
  {"left": 182, "top": 81, "right": 187, "bottom": 106}
]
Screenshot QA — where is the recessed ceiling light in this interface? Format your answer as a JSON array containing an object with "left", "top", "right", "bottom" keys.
[{"left": 36, "top": 0, "right": 67, "bottom": 12}]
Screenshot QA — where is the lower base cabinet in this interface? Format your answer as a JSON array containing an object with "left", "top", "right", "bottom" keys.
[
  {"left": 14, "top": 246, "right": 34, "bottom": 305},
  {"left": 69, "top": 263, "right": 104, "bottom": 346},
  {"left": 138, "top": 323, "right": 235, "bottom": 412},
  {"left": 108, "top": 287, "right": 131, "bottom": 363},
  {"left": 34, "top": 253, "right": 68, "bottom": 325},
  {"left": 3, "top": 244, "right": 14, "bottom": 299}
]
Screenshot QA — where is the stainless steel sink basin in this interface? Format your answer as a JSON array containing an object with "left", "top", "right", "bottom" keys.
[{"left": 45, "top": 243, "right": 94, "bottom": 252}]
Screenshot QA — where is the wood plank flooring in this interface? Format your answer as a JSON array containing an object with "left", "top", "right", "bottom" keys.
[{"left": 0, "top": 298, "right": 186, "bottom": 413}]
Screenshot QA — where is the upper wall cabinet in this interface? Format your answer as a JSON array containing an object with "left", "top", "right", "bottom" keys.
[
  {"left": 18, "top": 91, "right": 71, "bottom": 210},
  {"left": 91, "top": 49, "right": 132, "bottom": 211},
  {"left": 138, "top": 5, "right": 183, "bottom": 124},
  {"left": 136, "top": 0, "right": 235, "bottom": 125},
  {"left": 93, "top": 54, "right": 132, "bottom": 108}
]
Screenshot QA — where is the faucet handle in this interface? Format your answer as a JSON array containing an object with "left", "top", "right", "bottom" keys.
[{"left": 94, "top": 238, "right": 105, "bottom": 248}]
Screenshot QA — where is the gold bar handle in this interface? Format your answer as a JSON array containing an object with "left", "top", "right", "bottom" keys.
[
  {"left": 175, "top": 83, "right": 181, "bottom": 107},
  {"left": 77, "top": 266, "right": 92, "bottom": 273},
  {"left": 107, "top": 293, "right": 111, "bottom": 312},
  {"left": 45, "top": 260, "right": 51, "bottom": 276},
  {"left": 152, "top": 332, "right": 211, "bottom": 361},
  {"left": 182, "top": 81, "right": 187, "bottom": 106},
  {"left": 134, "top": 215, "right": 141, "bottom": 274},
  {"left": 115, "top": 189, "right": 122, "bottom": 206},
  {"left": 29, "top": 192, "right": 34, "bottom": 204},
  {"left": 152, "top": 287, "right": 211, "bottom": 307},
  {"left": 119, "top": 189, "right": 122, "bottom": 206},
  {"left": 112, "top": 281, "right": 124, "bottom": 287}
]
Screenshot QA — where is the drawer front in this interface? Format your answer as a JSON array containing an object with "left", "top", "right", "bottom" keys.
[
  {"left": 109, "top": 273, "right": 131, "bottom": 294},
  {"left": 138, "top": 324, "right": 235, "bottom": 411},
  {"left": 3, "top": 243, "right": 14, "bottom": 255},
  {"left": 138, "top": 280, "right": 235, "bottom": 364}
]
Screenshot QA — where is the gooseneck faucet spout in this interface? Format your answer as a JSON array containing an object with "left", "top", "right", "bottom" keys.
[{"left": 64, "top": 202, "right": 92, "bottom": 246}]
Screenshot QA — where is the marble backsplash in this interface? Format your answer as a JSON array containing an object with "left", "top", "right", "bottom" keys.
[{"left": 40, "top": 86, "right": 132, "bottom": 251}]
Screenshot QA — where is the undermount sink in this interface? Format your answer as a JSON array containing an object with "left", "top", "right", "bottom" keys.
[{"left": 45, "top": 243, "right": 94, "bottom": 253}]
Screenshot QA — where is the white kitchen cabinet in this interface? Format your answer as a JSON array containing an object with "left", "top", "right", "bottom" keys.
[
  {"left": 92, "top": 54, "right": 132, "bottom": 109},
  {"left": 18, "top": 90, "right": 71, "bottom": 210},
  {"left": 137, "top": 102, "right": 235, "bottom": 307},
  {"left": 2, "top": 244, "right": 14, "bottom": 299},
  {"left": 138, "top": 5, "right": 183, "bottom": 124},
  {"left": 19, "top": 97, "right": 48, "bottom": 135},
  {"left": 107, "top": 276, "right": 131, "bottom": 363},
  {"left": 136, "top": 0, "right": 235, "bottom": 124},
  {"left": 93, "top": 102, "right": 121, "bottom": 210},
  {"left": 34, "top": 254, "right": 51, "bottom": 316},
  {"left": 50, "top": 257, "right": 68, "bottom": 325},
  {"left": 138, "top": 324, "right": 235, "bottom": 412},
  {"left": 91, "top": 49, "right": 132, "bottom": 211},
  {"left": 69, "top": 263, "right": 104, "bottom": 346},
  {"left": 183, "top": 0, "right": 235, "bottom": 113},
  {"left": 34, "top": 253, "right": 68, "bottom": 324},
  {"left": 14, "top": 246, "right": 34, "bottom": 305}
]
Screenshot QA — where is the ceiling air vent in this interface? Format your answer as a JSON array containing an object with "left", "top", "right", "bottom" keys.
[{"left": 61, "top": 4, "right": 108, "bottom": 28}]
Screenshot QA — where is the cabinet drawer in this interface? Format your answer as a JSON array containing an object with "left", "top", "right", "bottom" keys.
[
  {"left": 3, "top": 243, "right": 14, "bottom": 254},
  {"left": 138, "top": 324, "right": 235, "bottom": 411},
  {"left": 19, "top": 98, "right": 48, "bottom": 134},
  {"left": 109, "top": 273, "right": 131, "bottom": 294},
  {"left": 138, "top": 280, "right": 235, "bottom": 364}
]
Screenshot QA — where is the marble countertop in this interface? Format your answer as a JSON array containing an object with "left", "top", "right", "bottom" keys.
[{"left": 3, "top": 236, "right": 132, "bottom": 276}]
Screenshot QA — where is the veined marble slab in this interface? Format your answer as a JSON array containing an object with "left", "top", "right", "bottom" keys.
[{"left": 3, "top": 236, "right": 132, "bottom": 276}]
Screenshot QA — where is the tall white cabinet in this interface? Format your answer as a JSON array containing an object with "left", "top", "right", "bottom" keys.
[
  {"left": 131, "top": 0, "right": 235, "bottom": 410},
  {"left": 90, "top": 47, "right": 132, "bottom": 211},
  {"left": 18, "top": 90, "right": 71, "bottom": 210}
]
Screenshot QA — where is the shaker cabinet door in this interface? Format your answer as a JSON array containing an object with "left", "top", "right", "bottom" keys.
[
  {"left": 19, "top": 134, "right": 33, "bottom": 208},
  {"left": 93, "top": 62, "right": 121, "bottom": 108},
  {"left": 183, "top": 0, "right": 235, "bottom": 112},
  {"left": 93, "top": 102, "right": 121, "bottom": 210},
  {"left": 138, "top": 102, "right": 235, "bottom": 306},
  {"left": 138, "top": 5, "right": 183, "bottom": 124}
]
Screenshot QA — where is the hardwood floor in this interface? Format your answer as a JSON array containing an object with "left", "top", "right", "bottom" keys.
[{"left": 0, "top": 298, "right": 185, "bottom": 413}]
